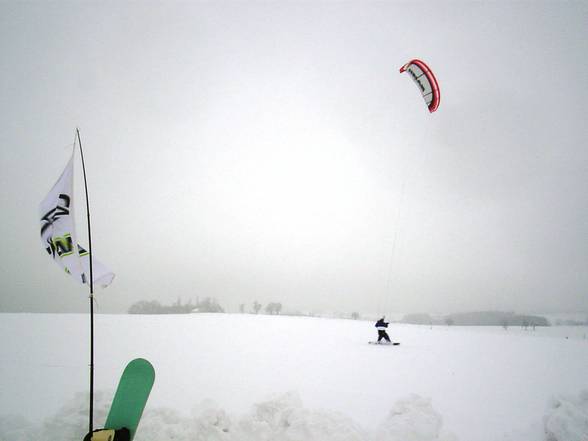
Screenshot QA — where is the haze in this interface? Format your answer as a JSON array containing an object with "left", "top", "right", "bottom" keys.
[{"left": 1, "top": 1, "right": 586, "bottom": 315}]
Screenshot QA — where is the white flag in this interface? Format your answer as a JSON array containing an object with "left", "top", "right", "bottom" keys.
[
  {"left": 78, "top": 243, "right": 115, "bottom": 288},
  {"left": 39, "top": 148, "right": 115, "bottom": 288}
]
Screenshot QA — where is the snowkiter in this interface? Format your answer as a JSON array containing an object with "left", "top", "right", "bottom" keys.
[{"left": 375, "top": 316, "right": 391, "bottom": 343}]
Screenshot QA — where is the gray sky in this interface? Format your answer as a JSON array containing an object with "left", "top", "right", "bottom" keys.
[{"left": 1, "top": 1, "right": 587, "bottom": 315}]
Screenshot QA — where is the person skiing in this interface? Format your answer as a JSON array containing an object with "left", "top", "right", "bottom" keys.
[{"left": 375, "top": 316, "right": 391, "bottom": 343}]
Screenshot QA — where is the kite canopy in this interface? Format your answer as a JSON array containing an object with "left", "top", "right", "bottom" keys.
[{"left": 399, "top": 59, "right": 440, "bottom": 113}]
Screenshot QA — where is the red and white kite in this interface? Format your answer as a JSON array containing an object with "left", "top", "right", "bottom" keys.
[{"left": 399, "top": 59, "right": 440, "bottom": 113}]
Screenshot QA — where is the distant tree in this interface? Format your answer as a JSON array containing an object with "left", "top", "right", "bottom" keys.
[
  {"left": 265, "top": 302, "right": 283, "bottom": 315},
  {"left": 195, "top": 297, "right": 225, "bottom": 313},
  {"left": 128, "top": 300, "right": 162, "bottom": 314},
  {"left": 445, "top": 317, "right": 454, "bottom": 326},
  {"left": 445, "top": 311, "right": 548, "bottom": 327},
  {"left": 502, "top": 319, "right": 509, "bottom": 330},
  {"left": 239, "top": 304, "right": 245, "bottom": 314},
  {"left": 128, "top": 297, "right": 224, "bottom": 314},
  {"left": 252, "top": 301, "right": 262, "bottom": 314},
  {"left": 351, "top": 312, "right": 360, "bottom": 320},
  {"left": 169, "top": 297, "right": 191, "bottom": 313}
]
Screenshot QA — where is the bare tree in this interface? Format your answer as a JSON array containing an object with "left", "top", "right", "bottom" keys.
[{"left": 265, "top": 302, "right": 283, "bottom": 315}]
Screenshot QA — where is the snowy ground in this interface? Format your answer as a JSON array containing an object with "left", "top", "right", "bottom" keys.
[{"left": 1, "top": 313, "right": 587, "bottom": 441}]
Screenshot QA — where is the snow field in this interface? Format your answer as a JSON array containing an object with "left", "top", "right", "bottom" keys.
[{"left": 1, "top": 313, "right": 587, "bottom": 441}]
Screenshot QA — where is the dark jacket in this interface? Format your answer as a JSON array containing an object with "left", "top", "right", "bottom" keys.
[{"left": 375, "top": 319, "right": 389, "bottom": 328}]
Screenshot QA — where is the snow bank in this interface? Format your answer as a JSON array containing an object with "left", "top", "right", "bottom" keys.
[
  {"left": 0, "top": 391, "right": 112, "bottom": 441},
  {"left": 236, "top": 391, "right": 366, "bottom": 441},
  {"left": 0, "top": 391, "right": 454, "bottom": 441},
  {"left": 6, "top": 388, "right": 588, "bottom": 441},
  {"left": 544, "top": 390, "right": 588, "bottom": 441},
  {"left": 375, "top": 394, "right": 457, "bottom": 441},
  {"left": 85, "top": 391, "right": 367, "bottom": 441}
]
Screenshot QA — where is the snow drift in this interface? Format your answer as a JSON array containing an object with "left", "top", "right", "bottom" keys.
[
  {"left": 6, "top": 389, "right": 588, "bottom": 441},
  {"left": 0, "top": 390, "right": 457, "bottom": 441},
  {"left": 544, "top": 390, "right": 588, "bottom": 441}
]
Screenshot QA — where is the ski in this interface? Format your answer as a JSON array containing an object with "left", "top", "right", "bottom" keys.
[
  {"left": 368, "top": 341, "right": 400, "bottom": 346},
  {"left": 84, "top": 358, "right": 155, "bottom": 441}
]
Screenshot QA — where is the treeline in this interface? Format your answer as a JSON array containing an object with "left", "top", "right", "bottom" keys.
[
  {"left": 127, "top": 298, "right": 287, "bottom": 315},
  {"left": 400, "top": 311, "right": 550, "bottom": 327},
  {"left": 553, "top": 318, "right": 588, "bottom": 326},
  {"left": 128, "top": 297, "right": 224, "bottom": 314},
  {"left": 239, "top": 301, "right": 283, "bottom": 315}
]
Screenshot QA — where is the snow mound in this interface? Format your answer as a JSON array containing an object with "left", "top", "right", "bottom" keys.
[
  {"left": 140, "top": 391, "right": 366, "bottom": 441},
  {"left": 0, "top": 391, "right": 112, "bottom": 441},
  {"left": 544, "top": 390, "right": 588, "bottom": 441},
  {"left": 375, "top": 394, "right": 457, "bottom": 441},
  {"left": 0, "top": 391, "right": 459, "bottom": 441}
]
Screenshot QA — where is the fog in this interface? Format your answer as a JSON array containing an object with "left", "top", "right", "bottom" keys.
[{"left": 1, "top": 1, "right": 587, "bottom": 315}]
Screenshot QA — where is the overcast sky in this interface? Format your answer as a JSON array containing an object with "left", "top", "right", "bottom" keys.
[{"left": 1, "top": 1, "right": 586, "bottom": 315}]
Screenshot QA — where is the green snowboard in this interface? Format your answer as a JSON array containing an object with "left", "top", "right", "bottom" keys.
[{"left": 104, "top": 358, "right": 155, "bottom": 441}]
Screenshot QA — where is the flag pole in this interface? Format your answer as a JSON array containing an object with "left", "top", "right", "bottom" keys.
[{"left": 76, "top": 128, "right": 95, "bottom": 434}]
